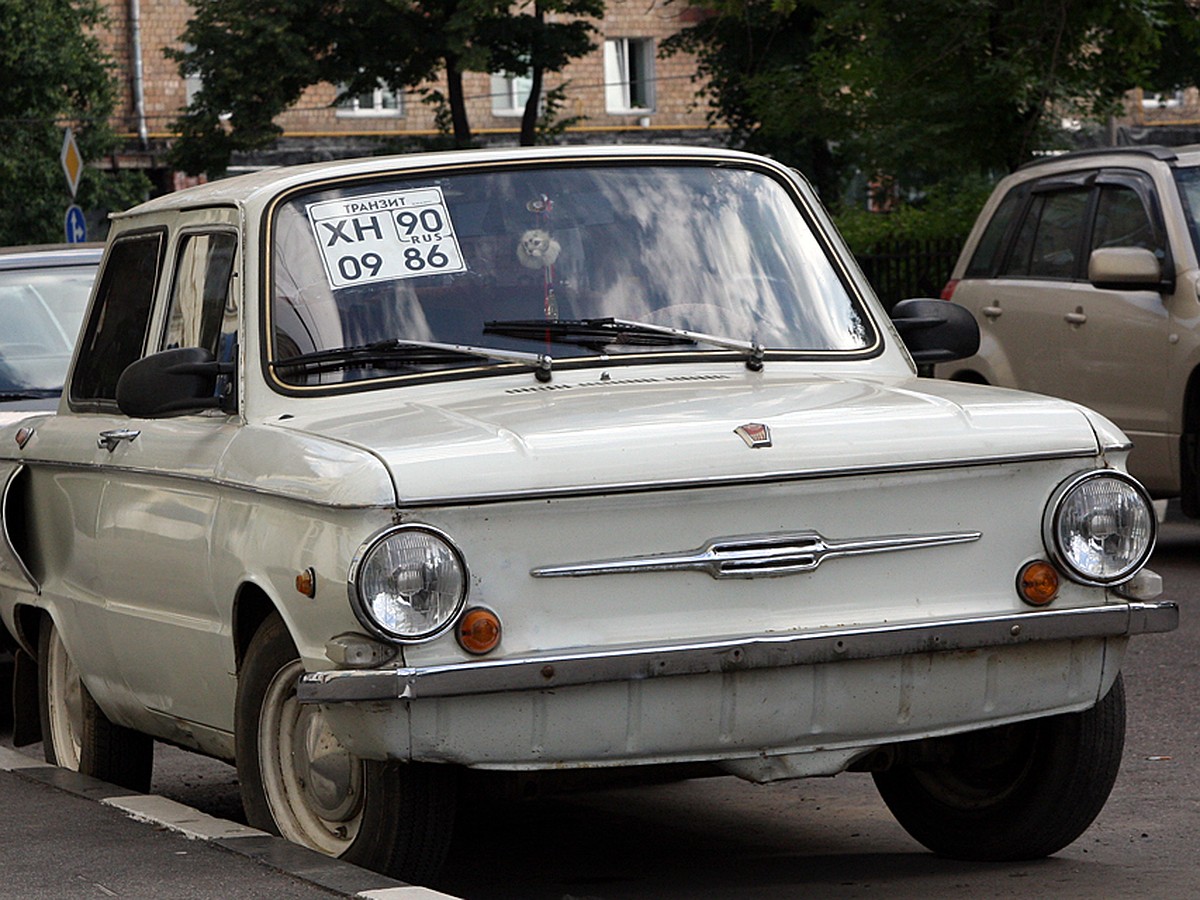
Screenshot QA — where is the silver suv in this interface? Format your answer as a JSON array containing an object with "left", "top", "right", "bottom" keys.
[{"left": 939, "top": 145, "right": 1200, "bottom": 515}]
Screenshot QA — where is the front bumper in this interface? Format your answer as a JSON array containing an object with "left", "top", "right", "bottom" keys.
[{"left": 297, "top": 600, "right": 1179, "bottom": 704}]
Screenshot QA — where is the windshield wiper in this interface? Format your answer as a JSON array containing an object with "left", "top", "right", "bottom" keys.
[
  {"left": 483, "top": 317, "right": 765, "bottom": 371},
  {"left": 271, "top": 338, "right": 553, "bottom": 382}
]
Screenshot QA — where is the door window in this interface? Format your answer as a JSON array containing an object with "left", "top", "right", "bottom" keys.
[
  {"left": 70, "top": 231, "right": 165, "bottom": 409},
  {"left": 162, "top": 232, "right": 238, "bottom": 359},
  {"left": 1091, "top": 185, "right": 1161, "bottom": 255},
  {"left": 1002, "top": 189, "right": 1090, "bottom": 279}
]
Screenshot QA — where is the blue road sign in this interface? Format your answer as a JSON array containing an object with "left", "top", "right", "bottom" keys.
[{"left": 64, "top": 205, "right": 87, "bottom": 244}]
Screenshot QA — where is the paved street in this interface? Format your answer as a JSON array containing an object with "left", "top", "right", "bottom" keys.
[{"left": 3, "top": 515, "right": 1196, "bottom": 898}]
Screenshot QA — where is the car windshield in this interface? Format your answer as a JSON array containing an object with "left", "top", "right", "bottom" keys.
[
  {"left": 268, "top": 162, "right": 873, "bottom": 388},
  {"left": 0, "top": 263, "right": 95, "bottom": 396}
]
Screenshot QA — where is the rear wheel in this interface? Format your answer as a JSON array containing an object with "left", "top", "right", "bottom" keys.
[
  {"left": 873, "top": 675, "right": 1126, "bottom": 860},
  {"left": 37, "top": 615, "right": 153, "bottom": 792},
  {"left": 235, "top": 612, "right": 456, "bottom": 883}
]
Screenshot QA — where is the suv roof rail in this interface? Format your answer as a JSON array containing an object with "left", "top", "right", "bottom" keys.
[{"left": 1018, "top": 145, "right": 1180, "bottom": 171}]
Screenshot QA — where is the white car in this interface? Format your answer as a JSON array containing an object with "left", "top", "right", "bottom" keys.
[
  {"left": 0, "top": 146, "right": 1176, "bottom": 883},
  {"left": 0, "top": 243, "right": 100, "bottom": 732}
]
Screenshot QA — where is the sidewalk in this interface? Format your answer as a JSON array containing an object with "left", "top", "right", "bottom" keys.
[{"left": 0, "top": 745, "right": 456, "bottom": 899}]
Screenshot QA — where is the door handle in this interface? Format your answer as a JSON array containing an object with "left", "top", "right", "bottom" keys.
[
  {"left": 982, "top": 304, "right": 1002, "bottom": 319},
  {"left": 97, "top": 429, "right": 140, "bottom": 452},
  {"left": 1064, "top": 309, "right": 1088, "bottom": 325}
]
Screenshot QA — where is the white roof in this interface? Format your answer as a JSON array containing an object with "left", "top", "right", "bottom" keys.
[{"left": 115, "top": 144, "right": 768, "bottom": 219}]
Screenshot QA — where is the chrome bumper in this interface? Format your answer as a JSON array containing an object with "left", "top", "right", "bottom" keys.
[{"left": 297, "top": 601, "right": 1179, "bottom": 704}]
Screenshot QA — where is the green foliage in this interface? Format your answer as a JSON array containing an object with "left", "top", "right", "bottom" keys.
[
  {"left": 663, "top": 0, "right": 840, "bottom": 195},
  {"left": 169, "top": 0, "right": 604, "bottom": 176},
  {"left": 536, "top": 83, "right": 588, "bottom": 143},
  {"left": 0, "top": 0, "right": 148, "bottom": 246},
  {"left": 666, "top": 0, "right": 1175, "bottom": 196},
  {"left": 832, "top": 175, "right": 997, "bottom": 253}
]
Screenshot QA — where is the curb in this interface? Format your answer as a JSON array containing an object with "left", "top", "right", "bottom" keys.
[{"left": 0, "top": 744, "right": 460, "bottom": 899}]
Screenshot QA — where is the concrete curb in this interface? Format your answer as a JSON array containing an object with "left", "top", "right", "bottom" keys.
[{"left": 0, "top": 744, "right": 461, "bottom": 899}]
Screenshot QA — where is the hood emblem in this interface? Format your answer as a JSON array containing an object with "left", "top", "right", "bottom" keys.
[
  {"left": 735, "top": 422, "right": 771, "bottom": 448},
  {"left": 532, "top": 529, "right": 981, "bottom": 580}
]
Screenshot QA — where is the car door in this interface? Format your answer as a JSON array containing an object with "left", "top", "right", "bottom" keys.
[
  {"left": 966, "top": 176, "right": 1095, "bottom": 396},
  {"left": 30, "top": 225, "right": 242, "bottom": 732},
  {"left": 1052, "top": 171, "right": 1175, "bottom": 473}
]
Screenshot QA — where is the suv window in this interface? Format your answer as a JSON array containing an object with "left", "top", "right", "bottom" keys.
[
  {"left": 1092, "top": 184, "right": 1160, "bottom": 255},
  {"left": 70, "top": 231, "right": 165, "bottom": 409},
  {"left": 1002, "top": 188, "right": 1090, "bottom": 279},
  {"left": 964, "top": 184, "right": 1028, "bottom": 278}
]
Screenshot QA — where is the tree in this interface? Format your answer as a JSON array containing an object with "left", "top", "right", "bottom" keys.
[
  {"left": 168, "top": 0, "right": 603, "bottom": 178},
  {"left": 666, "top": 0, "right": 1171, "bottom": 197},
  {"left": 663, "top": 0, "right": 839, "bottom": 195},
  {"left": 0, "top": 0, "right": 148, "bottom": 246}
]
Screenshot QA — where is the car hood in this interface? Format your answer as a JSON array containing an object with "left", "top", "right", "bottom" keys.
[{"left": 282, "top": 372, "right": 1103, "bottom": 505}]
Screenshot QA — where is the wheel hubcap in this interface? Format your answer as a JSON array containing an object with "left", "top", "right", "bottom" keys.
[
  {"left": 259, "top": 658, "right": 365, "bottom": 855},
  {"left": 294, "top": 703, "right": 362, "bottom": 822},
  {"left": 46, "top": 624, "right": 83, "bottom": 771}
]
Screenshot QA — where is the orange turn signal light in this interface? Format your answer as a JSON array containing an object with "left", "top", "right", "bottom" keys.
[
  {"left": 457, "top": 607, "right": 502, "bottom": 655},
  {"left": 296, "top": 567, "right": 317, "bottom": 599},
  {"left": 1018, "top": 560, "right": 1059, "bottom": 606}
]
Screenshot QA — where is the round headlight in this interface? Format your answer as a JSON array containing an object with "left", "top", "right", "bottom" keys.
[
  {"left": 349, "top": 525, "right": 468, "bottom": 641},
  {"left": 1043, "top": 471, "right": 1156, "bottom": 586}
]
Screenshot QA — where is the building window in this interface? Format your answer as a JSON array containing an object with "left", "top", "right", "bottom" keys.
[
  {"left": 491, "top": 71, "right": 533, "bottom": 117},
  {"left": 604, "top": 38, "right": 655, "bottom": 113},
  {"left": 336, "top": 83, "right": 403, "bottom": 117}
]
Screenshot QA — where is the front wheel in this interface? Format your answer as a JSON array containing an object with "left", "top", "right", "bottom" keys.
[
  {"left": 235, "top": 612, "right": 456, "bottom": 883},
  {"left": 873, "top": 675, "right": 1126, "bottom": 860},
  {"left": 37, "top": 615, "right": 153, "bottom": 792}
]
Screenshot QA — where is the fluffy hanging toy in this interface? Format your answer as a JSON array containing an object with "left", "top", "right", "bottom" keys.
[{"left": 516, "top": 228, "right": 561, "bottom": 270}]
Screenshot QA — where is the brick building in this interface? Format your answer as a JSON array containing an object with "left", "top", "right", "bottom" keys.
[{"left": 96, "top": 0, "right": 719, "bottom": 190}]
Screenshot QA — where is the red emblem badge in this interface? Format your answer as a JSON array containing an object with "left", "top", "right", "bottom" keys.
[{"left": 734, "top": 423, "right": 771, "bottom": 448}]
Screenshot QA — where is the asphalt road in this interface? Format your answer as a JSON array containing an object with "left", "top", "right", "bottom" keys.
[{"left": 3, "top": 517, "right": 1197, "bottom": 898}]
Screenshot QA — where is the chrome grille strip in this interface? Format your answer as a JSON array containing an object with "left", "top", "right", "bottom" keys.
[{"left": 530, "top": 530, "right": 982, "bottom": 580}]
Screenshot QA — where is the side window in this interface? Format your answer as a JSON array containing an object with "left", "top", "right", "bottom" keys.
[
  {"left": 1091, "top": 185, "right": 1161, "bottom": 256},
  {"left": 1001, "top": 188, "right": 1090, "bottom": 279},
  {"left": 162, "top": 232, "right": 238, "bottom": 362},
  {"left": 70, "top": 231, "right": 165, "bottom": 408},
  {"left": 964, "top": 184, "right": 1029, "bottom": 277}
]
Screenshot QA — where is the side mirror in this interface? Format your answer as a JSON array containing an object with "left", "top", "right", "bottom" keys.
[
  {"left": 117, "top": 347, "right": 232, "bottom": 418},
  {"left": 1088, "top": 247, "right": 1167, "bottom": 291},
  {"left": 890, "top": 298, "right": 980, "bottom": 369}
]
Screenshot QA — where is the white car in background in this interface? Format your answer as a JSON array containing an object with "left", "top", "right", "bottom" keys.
[
  {"left": 0, "top": 146, "right": 1176, "bottom": 884},
  {"left": 0, "top": 243, "right": 101, "bottom": 416},
  {"left": 0, "top": 243, "right": 100, "bottom": 732}
]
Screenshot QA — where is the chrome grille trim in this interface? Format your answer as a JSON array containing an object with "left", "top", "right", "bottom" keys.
[{"left": 530, "top": 530, "right": 982, "bottom": 580}]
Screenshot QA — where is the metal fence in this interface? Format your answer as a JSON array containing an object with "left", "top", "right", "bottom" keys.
[{"left": 853, "top": 237, "right": 964, "bottom": 310}]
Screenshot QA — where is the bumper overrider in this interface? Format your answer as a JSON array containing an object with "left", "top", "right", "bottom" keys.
[{"left": 297, "top": 600, "right": 1179, "bottom": 704}]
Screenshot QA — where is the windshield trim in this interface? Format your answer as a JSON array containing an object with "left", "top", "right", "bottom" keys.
[{"left": 259, "top": 153, "right": 884, "bottom": 397}]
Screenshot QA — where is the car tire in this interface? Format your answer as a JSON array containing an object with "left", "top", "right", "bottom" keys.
[
  {"left": 235, "top": 612, "right": 457, "bottom": 883},
  {"left": 37, "top": 615, "right": 153, "bottom": 792},
  {"left": 0, "top": 652, "right": 12, "bottom": 732},
  {"left": 873, "top": 674, "right": 1126, "bottom": 861}
]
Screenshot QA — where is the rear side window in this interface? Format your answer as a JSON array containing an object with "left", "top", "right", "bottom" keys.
[
  {"left": 964, "top": 185, "right": 1028, "bottom": 278},
  {"left": 70, "top": 231, "right": 165, "bottom": 409}
]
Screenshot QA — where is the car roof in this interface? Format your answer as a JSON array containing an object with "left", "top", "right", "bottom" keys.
[
  {"left": 111, "top": 145, "right": 775, "bottom": 220},
  {"left": 1017, "top": 143, "right": 1200, "bottom": 173},
  {"left": 0, "top": 243, "right": 104, "bottom": 270}
]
